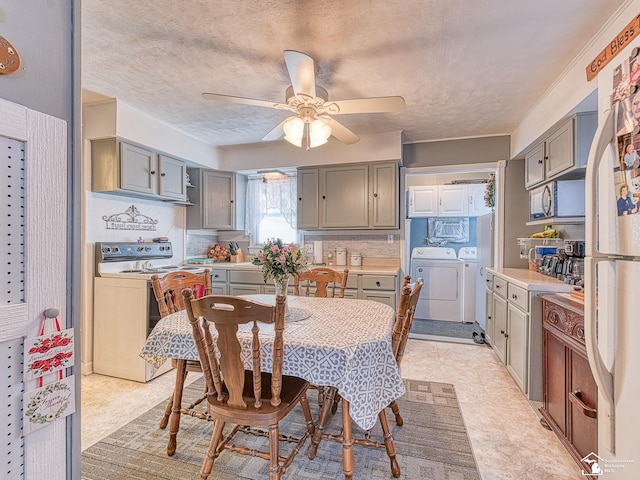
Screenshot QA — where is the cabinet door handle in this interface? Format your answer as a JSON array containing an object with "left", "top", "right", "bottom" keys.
[
  {"left": 538, "top": 159, "right": 543, "bottom": 165},
  {"left": 500, "top": 329, "right": 505, "bottom": 335},
  {"left": 298, "top": 197, "right": 302, "bottom": 201},
  {"left": 569, "top": 390, "right": 597, "bottom": 418},
  {"left": 512, "top": 294, "right": 518, "bottom": 300},
  {"left": 150, "top": 170, "right": 156, "bottom": 175},
  {"left": 230, "top": 199, "right": 234, "bottom": 203},
  {"left": 376, "top": 281, "right": 381, "bottom": 287},
  {"left": 322, "top": 195, "right": 326, "bottom": 199},
  {"left": 161, "top": 172, "right": 166, "bottom": 177},
  {"left": 495, "top": 285, "right": 501, "bottom": 289},
  {"left": 504, "top": 333, "right": 509, "bottom": 338},
  {"left": 373, "top": 192, "right": 378, "bottom": 198},
  {"left": 488, "top": 315, "right": 492, "bottom": 320}
]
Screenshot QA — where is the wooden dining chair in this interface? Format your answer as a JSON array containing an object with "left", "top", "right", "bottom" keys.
[
  {"left": 151, "top": 269, "right": 211, "bottom": 456},
  {"left": 182, "top": 291, "right": 315, "bottom": 480},
  {"left": 293, "top": 267, "right": 349, "bottom": 407},
  {"left": 318, "top": 277, "right": 423, "bottom": 479},
  {"left": 293, "top": 267, "right": 349, "bottom": 298},
  {"left": 388, "top": 277, "right": 423, "bottom": 426}
]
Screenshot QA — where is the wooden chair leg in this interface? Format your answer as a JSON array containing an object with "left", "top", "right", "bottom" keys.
[
  {"left": 269, "top": 424, "right": 281, "bottom": 480},
  {"left": 166, "top": 359, "right": 188, "bottom": 456},
  {"left": 378, "top": 408, "right": 400, "bottom": 478},
  {"left": 299, "top": 392, "right": 316, "bottom": 435},
  {"left": 200, "top": 418, "right": 225, "bottom": 480},
  {"left": 331, "top": 392, "right": 341, "bottom": 414},
  {"left": 308, "top": 387, "right": 337, "bottom": 459},
  {"left": 389, "top": 399, "right": 403, "bottom": 426},
  {"left": 341, "top": 398, "right": 354, "bottom": 480}
]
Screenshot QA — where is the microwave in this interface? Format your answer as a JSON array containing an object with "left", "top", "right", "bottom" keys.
[{"left": 529, "top": 180, "right": 585, "bottom": 220}]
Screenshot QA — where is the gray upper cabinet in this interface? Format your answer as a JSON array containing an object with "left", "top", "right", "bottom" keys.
[
  {"left": 320, "top": 164, "right": 369, "bottom": 228},
  {"left": 91, "top": 138, "right": 187, "bottom": 201},
  {"left": 158, "top": 154, "right": 187, "bottom": 200},
  {"left": 297, "top": 161, "right": 398, "bottom": 230},
  {"left": 297, "top": 168, "right": 319, "bottom": 229},
  {"left": 186, "top": 168, "right": 247, "bottom": 230},
  {"left": 370, "top": 162, "right": 398, "bottom": 228},
  {"left": 525, "top": 141, "right": 545, "bottom": 188},
  {"left": 524, "top": 112, "right": 597, "bottom": 189}
]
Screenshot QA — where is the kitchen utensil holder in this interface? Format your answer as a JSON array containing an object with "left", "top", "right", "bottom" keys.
[{"left": 230, "top": 249, "right": 245, "bottom": 263}]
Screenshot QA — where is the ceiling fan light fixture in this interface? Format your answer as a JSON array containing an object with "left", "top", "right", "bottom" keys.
[
  {"left": 283, "top": 116, "right": 304, "bottom": 147},
  {"left": 309, "top": 119, "right": 332, "bottom": 148}
]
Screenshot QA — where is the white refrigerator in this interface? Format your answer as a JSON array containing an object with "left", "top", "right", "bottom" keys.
[{"left": 584, "top": 41, "right": 640, "bottom": 479}]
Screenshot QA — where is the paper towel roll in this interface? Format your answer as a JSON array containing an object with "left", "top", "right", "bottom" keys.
[{"left": 313, "top": 241, "right": 323, "bottom": 264}]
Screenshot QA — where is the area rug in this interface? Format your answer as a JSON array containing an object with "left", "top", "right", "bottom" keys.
[
  {"left": 81, "top": 378, "right": 480, "bottom": 480},
  {"left": 411, "top": 319, "right": 486, "bottom": 342}
]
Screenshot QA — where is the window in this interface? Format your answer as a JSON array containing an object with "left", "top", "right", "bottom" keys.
[{"left": 245, "top": 173, "right": 298, "bottom": 245}]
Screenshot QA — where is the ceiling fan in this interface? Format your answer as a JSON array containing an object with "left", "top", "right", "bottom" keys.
[{"left": 202, "top": 50, "right": 405, "bottom": 150}]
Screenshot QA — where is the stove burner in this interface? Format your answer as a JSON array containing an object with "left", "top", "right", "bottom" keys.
[
  {"left": 157, "top": 265, "right": 179, "bottom": 270},
  {"left": 120, "top": 269, "right": 144, "bottom": 273}
]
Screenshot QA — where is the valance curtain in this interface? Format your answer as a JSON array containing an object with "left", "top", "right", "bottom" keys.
[{"left": 244, "top": 174, "right": 297, "bottom": 241}]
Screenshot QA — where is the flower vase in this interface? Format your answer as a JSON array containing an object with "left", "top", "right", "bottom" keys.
[{"left": 273, "top": 275, "right": 291, "bottom": 317}]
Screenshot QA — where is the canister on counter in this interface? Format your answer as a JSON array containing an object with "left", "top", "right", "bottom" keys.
[
  {"left": 336, "top": 247, "right": 347, "bottom": 266},
  {"left": 350, "top": 252, "right": 362, "bottom": 267}
]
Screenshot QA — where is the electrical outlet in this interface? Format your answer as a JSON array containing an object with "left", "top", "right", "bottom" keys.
[{"left": 387, "top": 235, "right": 394, "bottom": 244}]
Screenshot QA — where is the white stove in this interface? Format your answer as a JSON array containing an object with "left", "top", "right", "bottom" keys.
[
  {"left": 96, "top": 242, "right": 208, "bottom": 279},
  {"left": 93, "top": 241, "right": 211, "bottom": 383}
]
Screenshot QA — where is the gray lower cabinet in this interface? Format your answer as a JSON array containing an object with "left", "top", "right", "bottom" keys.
[
  {"left": 186, "top": 169, "right": 246, "bottom": 230},
  {"left": 506, "top": 300, "right": 529, "bottom": 392},
  {"left": 91, "top": 137, "right": 187, "bottom": 201},
  {"left": 361, "top": 275, "right": 397, "bottom": 309},
  {"left": 486, "top": 270, "right": 570, "bottom": 403},
  {"left": 492, "top": 293, "right": 508, "bottom": 363},
  {"left": 297, "top": 161, "right": 398, "bottom": 230},
  {"left": 210, "top": 269, "right": 227, "bottom": 295},
  {"left": 490, "top": 275, "right": 529, "bottom": 394},
  {"left": 484, "top": 273, "right": 494, "bottom": 345},
  {"left": 220, "top": 268, "right": 396, "bottom": 307}
]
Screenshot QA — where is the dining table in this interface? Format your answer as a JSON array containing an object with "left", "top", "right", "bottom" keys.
[{"left": 139, "top": 294, "right": 405, "bottom": 474}]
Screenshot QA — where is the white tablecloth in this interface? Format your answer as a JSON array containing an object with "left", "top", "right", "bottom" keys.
[{"left": 140, "top": 295, "right": 405, "bottom": 430}]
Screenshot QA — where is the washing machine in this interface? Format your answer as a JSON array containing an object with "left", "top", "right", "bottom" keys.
[
  {"left": 458, "top": 247, "right": 478, "bottom": 324},
  {"left": 410, "top": 247, "right": 464, "bottom": 322}
]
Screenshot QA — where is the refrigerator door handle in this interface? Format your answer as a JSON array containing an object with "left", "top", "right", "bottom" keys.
[
  {"left": 584, "top": 108, "right": 616, "bottom": 452},
  {"left": 585, "top": 107, "right": 615, "bottom": 259}
]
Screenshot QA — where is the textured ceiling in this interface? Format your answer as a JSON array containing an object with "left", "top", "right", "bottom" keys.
[{"left": 82, "top": 0, "right": 625, "bottom": 148}]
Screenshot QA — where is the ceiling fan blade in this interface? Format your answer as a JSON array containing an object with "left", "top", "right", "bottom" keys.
[
  {"left": 283, "top": 50, "right": 316, "bottom": 99},
  {"left": 261, "top": 117, "right": 292, "bottom": 141},
  {"left": 323, "top": 116, "right": 360, "bottom": 145},
  {"left": 202, "top": 92, "right": 289, "bottom": 110},
  {"left": 323, "top": 96, "right": 405, "bottom": 115}
]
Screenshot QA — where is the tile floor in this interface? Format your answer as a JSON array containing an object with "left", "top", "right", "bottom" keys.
[{"left": 81, "top": 339, "right": 583, "bottom": 479}]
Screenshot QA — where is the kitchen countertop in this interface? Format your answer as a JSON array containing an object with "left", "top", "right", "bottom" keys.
[{"left": 488, "top": 267, "right": 576, "bottom": 292}]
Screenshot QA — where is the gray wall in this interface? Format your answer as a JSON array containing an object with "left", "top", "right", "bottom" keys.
[
  {"left": 403, "top": 135, "right": 510, "bottom": 167},
  {"left": 0, "top": 1, "right": 75, "bottom": 123}
]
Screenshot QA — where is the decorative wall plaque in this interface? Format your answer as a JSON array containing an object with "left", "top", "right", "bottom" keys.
[
  {"left": 0, "top": 35, "right": 21, "bottom": 74},
  {"left": 23, "top": 376, "right": 76, "bottom": 435},
  {"left": 103, "top": 204, "right": 158, "bottom": 231}
]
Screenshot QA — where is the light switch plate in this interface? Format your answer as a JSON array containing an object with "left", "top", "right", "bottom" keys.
[{"left": 387, "top": 235, "right": 394, "bottom": 244}]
